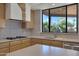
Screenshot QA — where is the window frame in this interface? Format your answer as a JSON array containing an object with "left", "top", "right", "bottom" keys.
[{"left": 42, "top": 3, "right": 78, "bottom": 33}]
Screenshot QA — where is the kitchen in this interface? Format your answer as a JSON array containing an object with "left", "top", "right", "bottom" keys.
[{"left": 0, "top": 3, "right": 79, "bottom": 56}]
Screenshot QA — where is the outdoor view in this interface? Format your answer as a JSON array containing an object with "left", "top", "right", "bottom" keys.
[
  {"left": 67, "top": 17, "right": 77, "bottom": 32},
  {"left": 42, "top": 4, "right": 77, "bottom": 33},
  {"left": 50, "top": 16, "right": 66, "bottom": 33},
  {"left": 43, "top": 14, "right": 49, "bottom": 32},
  {"left": 43, "top": 15, "right": 77, "bottom": 33}
]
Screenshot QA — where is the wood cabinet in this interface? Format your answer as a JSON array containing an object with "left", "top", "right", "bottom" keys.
[
  {"left": 9, "top": 40, "right": 22, "bottom": 52},
  {"left": 21, "top": 39, "right": 31, "bottom": 48},
  {"left": 26, "top": 10, "right": 35, "bottom": 29},
  {"left": 31, "top": 38, "right": 63, "bottom": 48},
  {"left": 0, "top": 42, "right": 9, "bottom": 54},
  {"left": 0, "top": 4, "right": 6, "bottom": 28},
  {"left": 9, "top": 39, "right": 31, "bottom": 52},
  {"left": 51, "top": 41, "right": 63, "bottom": 48},
  {"left": 31, "top": 38, "right": 39, "bottom": 45},
  {"left": 6, "top": 3, "right": 22, "bottom": 20}
]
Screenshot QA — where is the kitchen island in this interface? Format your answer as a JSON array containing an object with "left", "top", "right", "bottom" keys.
[{"left": 7, "top": 44, "right": 79, "bottom": 56}]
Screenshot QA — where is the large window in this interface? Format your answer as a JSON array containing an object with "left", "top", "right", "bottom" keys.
[
  {"left": 42, "top": 4, "right": 78, "bottom": 33},
  {"left": 42, "top": 10, "right": 49, "bottom": 32},
  {"left": 50, "top": 7, "right": 66, "bottom": 33}
]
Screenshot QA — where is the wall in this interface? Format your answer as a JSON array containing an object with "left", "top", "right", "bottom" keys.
[
  {"left": 0, "top": 20, "right": 31, "bottom": 39},
  {"left": 31, "top": 10, "right": 78, "bottom": 40},
  {"left": 0, "top": 3, "right": 31, "bottom": 39}
]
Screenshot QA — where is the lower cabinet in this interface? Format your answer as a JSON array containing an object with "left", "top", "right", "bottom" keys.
[
  {"left": 9, "top": 40, "right": 22, "bottom": 52},
  {"left": 9, "top": 39, "right": 31, "bottom": 52},
  {"left": 21, "top": 39, "right": 31, "bottom": 48},
  {"left": 0, "top": 47, "right": 9, "bottom": 53},
  {"left": 35, "top": 39, "right": 63, "bottom": 48},
  {"left": 30, "top": 39, "right": 38, "bottom": 45},
  {"left": 0, "top": 42, "right": 9, "bottom": 55},
  {"left": 0, "top": 38, "right": 64, "bottom": 54},
  {"left": 10, "top": 44, "right": 21, "bottom": 52},
  {"left": 51, "top": 41, "right": 63, "bottom": 48}
]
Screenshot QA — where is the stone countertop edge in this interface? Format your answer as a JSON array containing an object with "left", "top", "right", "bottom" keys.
[{"left": 0, "top": 37, "right": 78, "bottom": 43}]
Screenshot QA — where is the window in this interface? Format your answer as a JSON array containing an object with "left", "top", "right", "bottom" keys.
[
  {"left": 50, "top": 7, "right": 66, "bottom": 33},
  {"left": 42, "top": 10, "right": 49, "bottom": 32},
  {"left": 42, "top": 4, "right": 78, "bottom": 33},
  {"left": 67, "top": 4, "right": 77, "bottom": 33}
]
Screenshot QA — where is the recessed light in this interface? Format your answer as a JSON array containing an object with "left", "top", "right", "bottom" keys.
[{"left": 52, "top": 4, "right": 55, "bottom": 6}]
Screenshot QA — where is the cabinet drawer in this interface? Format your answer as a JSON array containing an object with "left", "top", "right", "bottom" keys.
[
  {"left": 0, "top": 42, "right": 9, "bottom": 48},
  {"left": 10, "top": 40, "right": 21, "bottom": 46},
  {"left": 0, "top": 47, "right": 9, "bottom": 53},
  {"left": 10, "top": 44, "right": 21, "bottom": 52}
]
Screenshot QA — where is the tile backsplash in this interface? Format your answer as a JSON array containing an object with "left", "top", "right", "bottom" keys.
[{"left": 0, "top": 20, "right": 31, "bottom": 39}]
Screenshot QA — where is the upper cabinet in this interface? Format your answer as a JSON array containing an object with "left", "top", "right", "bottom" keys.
[
  {"left": 26, "top": 10, "right": 35, "bottom": 29},
  {"left": 0, "top": 4, "right": 6, "bottom": 28},
  {"left": 25, "top": 4, "right": 31, "bottom": 22},
  {"left": 6, "top": 3, "right": 22, "bottom": 20},
  {"left": 18, "top": 3, "right": 34, "bottom": 29}
]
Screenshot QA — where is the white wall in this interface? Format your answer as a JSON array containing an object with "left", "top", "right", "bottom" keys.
[{"left": 31, "top": 10, "right": 78, "bottom": 40}]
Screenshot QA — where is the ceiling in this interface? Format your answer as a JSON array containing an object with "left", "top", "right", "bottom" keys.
[{"left": 30, "top": 3, "right": 72, "bottom": 10}]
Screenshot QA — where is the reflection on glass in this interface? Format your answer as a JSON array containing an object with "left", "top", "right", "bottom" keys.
[{"left": 42, "top": 10, "right": 49, "bottom": 32}]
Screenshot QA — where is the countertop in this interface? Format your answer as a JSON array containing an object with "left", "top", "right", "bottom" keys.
[
  {"left": 28, "top": 36, "right": 79, "bottom": 43},
  {"left": 0, "top": 36, "right": 78, "bottom": 43},
  {"left": 6, "top": 44, "right": 79, "bottom": 56},
  {"left": 0, "top": 38, "right": 26, "bottom": 43}
]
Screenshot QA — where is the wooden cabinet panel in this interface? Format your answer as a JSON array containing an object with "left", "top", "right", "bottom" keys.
[
  {"left": 53, "top": 41, "right": 63, "bottom": 47},
  {"left": 21, "top": 39, "right": 30, "bottom": 44},
  {"left": 37, "top": 39, "right": 42, "bottom": 44},
  {"left": 31, "top": 39, "right": 37, "bottom": 45},
  {"left": 10, "top": 40, "right": 22, "bottom": 46},
  {"left": 0, "top": 47, "right": 9, "bottom": 53},
  {"left": 10, "top": 44, "right": 21, "bottom": 52},
  {"left": 0, "top": 42, "right": 9, "bottom": 48},
  {"left": 21, "top": 39, "right": 31, "bottom": 47},
  {"left": 0, "top": 4, "right": 6, "bottom": 28}
]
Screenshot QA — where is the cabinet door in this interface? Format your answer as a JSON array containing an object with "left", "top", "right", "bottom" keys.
[
  {"left": 53, "top": 41, "right": 63, "bottom": 47},
  {"left": 31, "top": 39, "right": 37, "bottom": 45},
  {"left": 21, "top": 39, "right": 31, "bottom": 48},
  {"left": 10, "top": 44, "right": 21, "bottom": 52},
  {"left": 10, "top": 40, "right": 22, "bottom": 46},
  {"left": 0, "top": 4, "right": 5, "bottom": 28},
  {"left": 0, "top": 47, "right": 9, "bottom": 53},
  {"left": 0, "top": 42, "right": 9, "bottom": 48},
  {"left": 22, "top": 39, "right": 31, "bottom": 47}
]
